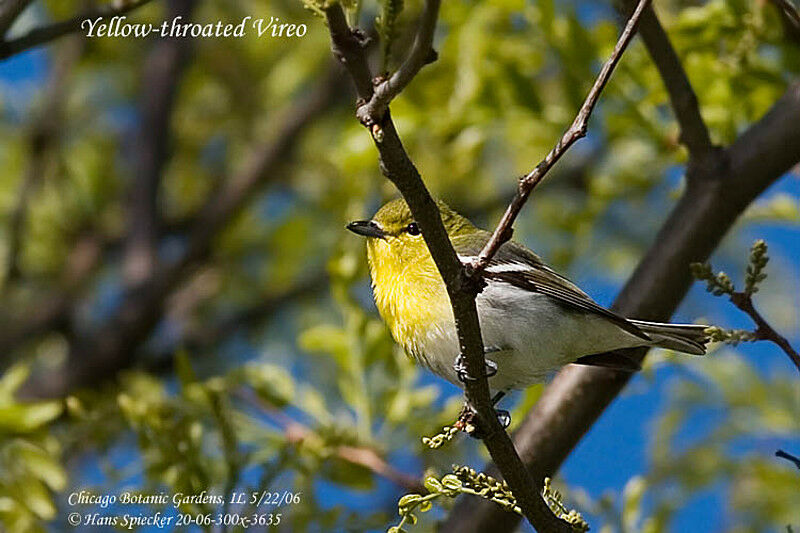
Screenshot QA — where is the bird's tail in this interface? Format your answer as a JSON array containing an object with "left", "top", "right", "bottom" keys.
[{"left": 629, "top": 320, "right": 709, "bottom": 355}]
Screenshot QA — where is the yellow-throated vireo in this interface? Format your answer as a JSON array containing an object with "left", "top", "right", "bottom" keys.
[{"left": 348, "top": 199, "right": 707, "bottom": 407}]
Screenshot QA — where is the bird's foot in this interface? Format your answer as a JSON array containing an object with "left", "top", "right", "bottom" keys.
[
  {"left": 456, "top": 401, "right": 511, "bottom": 440},
  {"left": 454, "top": 346, "right": 501, "bottom": 383}
]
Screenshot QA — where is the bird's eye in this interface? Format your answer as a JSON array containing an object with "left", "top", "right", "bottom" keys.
[{"left": 406, "top": 222, "right": 421, "bottom": 236}]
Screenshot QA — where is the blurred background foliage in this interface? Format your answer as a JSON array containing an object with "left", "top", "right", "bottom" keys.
[{"left": 0, "top": 0, "right": 797, "bottom": 531}]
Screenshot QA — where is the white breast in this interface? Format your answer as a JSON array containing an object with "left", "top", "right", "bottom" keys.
[{"left": 415, "top": 279, "right": 649, "bottom": 391}]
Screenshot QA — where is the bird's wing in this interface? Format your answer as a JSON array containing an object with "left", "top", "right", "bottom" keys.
[
  {"left": 454, "top": 233, "right": 650, "bottom": 341},
  {"left": 572, "top": 351, "right": 642, "bottom": 372}
]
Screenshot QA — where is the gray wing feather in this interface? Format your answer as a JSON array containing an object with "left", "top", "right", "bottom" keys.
[{"left": 455, "top": 233, "right": 650, "bottom": 341}]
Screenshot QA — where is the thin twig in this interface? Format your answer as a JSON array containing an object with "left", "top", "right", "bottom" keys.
[
  {"left": 337, "top": 445, "right": 426, "bottom": 493},
  {"left": 355, "top": 0, "right": 441, "bottom": 125},
  {"left": 237, "top": 389, "right": 426, "bottom": 493},
  {"left": 0, "top": 0, "right": 155, "bottom": 61},
  {"left": 776, "top": 449, "right": 800, "bottom": 470},
  {"left": 468, "top": 0, "right": 652, "bottom": 278},
  {"left": 730, "top": 291, "right": 800, "bottom": 374}
]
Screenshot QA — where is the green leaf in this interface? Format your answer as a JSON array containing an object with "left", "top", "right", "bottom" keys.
[
  {"left": 322, "top": 457, "right": 375, "bottom": 490},
  {"left": 20, "top": 478, "right": 56, "bottom": 520},
  {"left": 0, "top": 365, "right": 31, "bottom": 400},
  {"left": 174, "top": 350, "right": 198, "bottom": 387},
  {"left": 0, "top": 402, "right": 63, "bottom": 433},
  {"left": 299, "top": 325, "right": 352, "bottom": 371},
  {"left": 243, "top": 364, "right": 296, "bottom": 408},
  {"left": 13, "top": 440, "right": 67, "bottom": 491}
]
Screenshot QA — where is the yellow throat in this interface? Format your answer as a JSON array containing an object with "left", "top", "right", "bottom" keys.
[
  {"left": 350, "top": 198, "right": 477, "bottom": 358},
  {"left": 366, "top": 235, "right": 452, "bottom": 357}
]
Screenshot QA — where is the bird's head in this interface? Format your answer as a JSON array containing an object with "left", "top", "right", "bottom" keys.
[{"left": 347, "top": 198, "right": 476, "bottom": 266}]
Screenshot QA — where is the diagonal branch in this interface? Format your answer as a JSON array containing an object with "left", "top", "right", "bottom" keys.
[
  {"left": 0, "top": 0, "right": 33, "bottom": 36},
  {"left": 442, "top": 81, "right": 800, "bottom": 533},
  {"left": 729, "top": 291, "right": 800, "bottom": 373},
  {"left": 123, "top": 0, "right": 197, "bottom": 287},
  {"left": 768, "top": 0, "right": 800, "bottom": 43},
  {"left": 0, "top": 232, "right": 104, "bottom": 357},
  {"left": 0, "top": 0, "right": 155, "bottom": 61},
  {"left": 620, "top": 0, "right": 714, "bottom": 161},
  {"left": 336, "top": 444, "right": 425, "bottom": 493},
  {"left": 355, "top": 0, "right": 441, "bottom": 125},
  {"left": 176, "top": 68, "right": 344, "bottom": 272},
  {"left": 776, "top": 449, "right": 800, "bottom": 470},
  {"left": 143, "top": 271, "right": 329, "bottom": 373},
  {"left": 187, "top": 274, "right": 328, "bottom": 348},
  {"left": 237, "top": 389, "right": 426, "bottom": 493},
  {"left": 468, "top": 0, "right": 652, "bottom": 278}
]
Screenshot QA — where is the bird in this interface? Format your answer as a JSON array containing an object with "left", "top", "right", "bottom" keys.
[{"left": 347, "top": 198, "right": 708, "bottom": 404}]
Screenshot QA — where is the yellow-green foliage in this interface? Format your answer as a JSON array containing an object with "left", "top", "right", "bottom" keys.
[{"left": 0, "top": 365, "right": 65, "bottom": 532}]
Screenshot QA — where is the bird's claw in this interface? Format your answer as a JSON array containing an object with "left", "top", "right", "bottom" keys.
[
  {"left": 456, "top": 403, "right": 512, "bottom": 440},
  {"left": 484, "top": 358, "right": 498, "bottom": 377},
  {"left": 495, "top": 409, "right": 511, "bottom": 429},
  {"left": 454, "top": 347, "right": 501, "bottom": 383}
]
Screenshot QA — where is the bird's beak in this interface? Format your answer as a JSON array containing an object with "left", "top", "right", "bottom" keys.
[{"left": 346, "top": 220, "right": 386, "bottom": 239}]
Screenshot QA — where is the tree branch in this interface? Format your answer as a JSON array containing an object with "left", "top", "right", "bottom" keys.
[
  {"left": 355, "top": 0, "right": 441, "bottom": 125},
  {"left": 729, "top": 291, "right": 800, "bottom": 373},
  {"left": 4, "top": 36, "right": 83, "bottom": 284},
  {"left": 123, "top": 0, "right": 196, "bottom": 287},
  {"left": 5, "top": 155, "right": 41, "bottom": 282},
  {"left": 0, "top": 232, "right": 103, "bottom": 357},
  {"left": 468, "top": 0, "right": 651, "bottom": 278},
  {"left": 442, "top": 81, "right": 800, "bottom": 533},
  {"left": 692, "top": 240, "right": 800, "bottom": 373},
  {"left": 19, "top": 70, "right": 343, "bottom": 398},
  {"left": 176, "top": 69, "right": 344, "bottom": 272},
  {"left": 768, "top": 0, "right": 800, "bottom": 43},
  {"left": 187, "top": 274, "right": 328, "bottom": 348},
  {"left": 0, "top": 214, "right": 206, "bottom": 360},
  {"left": 0, "top": 0, "right": 155, "bottom": 61},
  {"left": 0, "top": 0, "right": 33, "bottom": 36},
  {"left": 336, "top": 445, "right": 426, "bottom": 493},
  {"left": 620, "top": 0, "right": 714, "bottom": 161},
  {"left": 287, "top": 423, "right": 426, "bottom": 494},
  {"left": 324, "top": 4, "right": 582, "bottom": 530},
  {"left": 142, "top": 271, "right": 329, "bottom": 373},
  {"left": 776, "top": 449, "right": 800, "bottom": 471}
]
